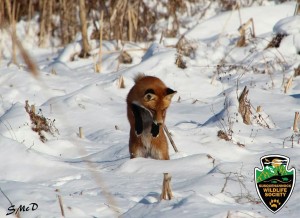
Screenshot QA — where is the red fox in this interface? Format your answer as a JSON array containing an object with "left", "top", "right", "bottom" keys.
[{"left": 126, "top": 75, "right": 176, "bottom": 160}]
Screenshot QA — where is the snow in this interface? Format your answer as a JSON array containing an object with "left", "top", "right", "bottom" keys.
[
  {"left": 1, "top": 2, "right": 300, "bottom": 218},
  {"left": 186, "top": 2, "right": 296, "bottom": 41},
  {"left": 273, "top": 16, "right": 300, "bottom": 35}
]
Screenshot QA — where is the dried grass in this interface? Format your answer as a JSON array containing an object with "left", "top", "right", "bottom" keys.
[
  {"left": 175, "top": 54, "right": 187, "bottom": 69},
  {"left": 1, "top": 0, "right": 199, "bottom": 45},
  {"left": 238, "top": 86, "right": 251, "bottom": 125},
  {"left": 176, "top": 36, "right": 197, "bottom": 58},
  {"left": 294, "top": 65, "right": 300, "bottom": 77},
  {"left": 217, "top": 130, "right": 231, "bottom": 141},
  {"left": 117, "top": 75, "right": 125, "bottom": 89},
  {"left": 236, "top": 18, "right": 255, "bottom": 47},
  {"left": 265, "top": 34, "right": 287, "bottom": 49},
  {"left": 284, "top": 75, "right": 293, "bottom": 94},
  {"left": 160, "top": 173, "right": 173, "bottom": 200},
  {"left": 118, "top": 51, "right": 132, "bottom": 64},
  {"left": 25, "top": 100, "right": 59, "bottom": 142}
]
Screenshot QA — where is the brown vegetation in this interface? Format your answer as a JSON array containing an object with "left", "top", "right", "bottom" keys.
[
  {"left": 160, "top": 173, "right": 173, "bottom": 200},
  {"left": 238, "top": 86, "right": 251, "bottom": 125},
  {"left": 0, "top": 0, "right": 262, "bottom": 49},
  {"left": 265, "top": 34, "right": 287, "bottom": 49},
  {"left": 25, "top": 100, "right": 59, "bottom": 142}
]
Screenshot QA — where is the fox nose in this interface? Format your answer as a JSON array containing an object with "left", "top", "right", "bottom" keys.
[
  {"left": 151, "top": 121, "right": 161, "bottom": 137},
  {"left": 153, "top": 120, "right": 163, "bottom": 126}
]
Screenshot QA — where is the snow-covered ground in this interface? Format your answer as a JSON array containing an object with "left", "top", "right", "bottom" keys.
[{"left": 1, "top": 2, "right": 300, "bottom": 218}]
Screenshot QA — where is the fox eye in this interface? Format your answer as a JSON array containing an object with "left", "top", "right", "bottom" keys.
[
  {"left": 144, "top": 92, "right": 157, "bottom": 102},
  {"left": 145, "top": 94, "right": 152, "bottom": 101}
]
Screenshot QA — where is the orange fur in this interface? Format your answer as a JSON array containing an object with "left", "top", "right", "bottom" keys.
[{"left": 126, "top": 75, "right": 176, "bottom": 160}]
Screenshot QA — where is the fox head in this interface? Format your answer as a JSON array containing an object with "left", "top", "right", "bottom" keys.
[{"left": 128, "top": 75, "right": 177, "bottom": 137}]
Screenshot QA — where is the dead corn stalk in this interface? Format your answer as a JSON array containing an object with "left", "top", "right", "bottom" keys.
[
  {"left": 96, "top": 10, "right": 104, "bottom": 73},
  {"left": 293, "top": 112, "right": 299, "bottom": 133},
  {"left": 294, "top": 0, "right": 300, "bottom": 15},
  {"left": 5, "top": 0, "right": 18, "bottom": 66},
  {"left": 236, "top": 18, "right": 255, "bottom": 47},
  {"left": 127, "top": 6, "right": 138, "bottom": 42},
  {"left": 55, "top": 189, "right": 65, "bottom": 217},
  {"left": 79, "top": 0, "right": 90, "bottom": 58},
  {"left": 118, "top": 75, "right": 125, "bottom": 89},
  {"left": 238, "top": 86, "right": 251, "bottom": 125},
  {"left": 163, "top": 125, "right": 178, "bottom": 153},
  {"left": 284, "top": 75, "right": 293, "bottom": 94},
  {"left": 79, "top": 127, "right": 84, "bottom": 138},
  {"left": 160, "top": 173, "right": 173, "bottom": 200}
]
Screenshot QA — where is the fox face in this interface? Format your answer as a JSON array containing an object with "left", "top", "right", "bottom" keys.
[
  {"left": 126, "top": 75, "right": 176, "bottom": 160},
  {"left": 128, "top": 76, "right": 176, "bottom": 137}
]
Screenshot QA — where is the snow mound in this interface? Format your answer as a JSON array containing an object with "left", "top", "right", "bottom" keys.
[
  {"left": 118, "top": 154, "right": 214, "bottom": 175},
  {"left": 273, "top": 15, "right": 300, "bottom": 35}
]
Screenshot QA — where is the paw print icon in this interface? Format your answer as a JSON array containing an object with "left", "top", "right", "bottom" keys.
[{"left": 269, "top": 199, "right": 281, "bottom": 208}]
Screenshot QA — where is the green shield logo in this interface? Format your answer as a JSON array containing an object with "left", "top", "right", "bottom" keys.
[{"left": 254, "top": 155, "right": 295, "bottom": 213}]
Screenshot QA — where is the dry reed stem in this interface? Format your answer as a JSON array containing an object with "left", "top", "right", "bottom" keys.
[
  {"left": 46, "top": 0, "right": 53, "bottom": 34},
  {"left": 57, "top": 194, "right": 65, "bottom": 217},
  {"left": 39, "top": 0, "right": 47, "bottom": 47},
  {"left": 294, "top": 65, "right": 300, "bottom": 77},
  {"left": 79, "top": 127, "right": 84, "bottom": 138},
  {"left": 96, "top": 10, "right": 104, "bottom": 73},
  {"left": 134, "top": 0, "right": 142, "bottom": 42},
  {"left": 238, "top": 86, "right": 251, "bottom": 125},
  {"left": 128, "top": 8, "right": 133, "bottom": 41},
  {"left": 294, "top": 0, "right": 300, "bottom": 15},
  {"left": 79, "top": 0, "right": 90, "bottom": 58},
  {"left": 293, "top": 112, "right": 299, "bottom": 133},
  {"left": 256, "top": 106, "right": 262, "bottom": 113},
  {"left": 160, "top": 173, "right": 173, "bottom": 200},
  {"left": 110, "top": 0, "right": 128, "bottom": 42},
  {"left": 118, "top": 75, "right": 125, "bottom": 89},
  {"left": 11, "top": 0, "right": 18, "bottom": 66},
  {"left": 4, "top": 0, "right": 12, "bottom": 23},
  {"left": 159, "top": 31, "right": 164, "bottom": 44},
  {"left": 59, "top": 0, "right": 67, "bottom": 45},
  {"left": 25, "top": 0, "right": 33, "bottom": 35},
  {"left": 236, "top": 18, "right": 255, "bottom": 47},
  {"left": 250, "top": 103, "right": 273, "bottom": 129},
  {"left": 163, "top": 125, "right": 178, "bottom": 153},
  {"left": 284, "top": 75, "right": 293, "bottom": 94}
]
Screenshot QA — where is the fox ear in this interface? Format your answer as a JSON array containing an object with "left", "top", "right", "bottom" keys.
[{"left": 164, "top": 88, "right": 177, "bottom": 101}]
